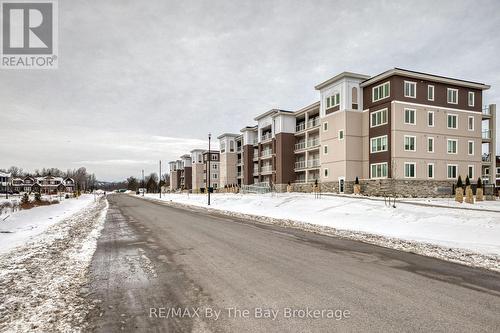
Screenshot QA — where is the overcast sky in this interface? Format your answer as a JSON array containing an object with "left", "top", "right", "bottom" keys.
[{"left": 1, "top": 0, "right": 499, "bottom": 181}]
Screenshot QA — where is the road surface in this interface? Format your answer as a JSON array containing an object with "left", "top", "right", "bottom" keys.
[{"left": 87, "top": 194, "right": 500, "bottom": 332}]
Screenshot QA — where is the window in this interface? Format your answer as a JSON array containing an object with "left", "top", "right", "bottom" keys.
[
  {"left": 404, "top": 108, "right": 416, "bottom": 125},
  {"left": 323, "top": 145, "right": 328, "bottom": 155},
  {"left": 447, "top": 139, "right": 457, "bottom": 154},
  {"left": 428, "top": 111, "right": 434, "bottom": 127},
  {"left": 338, "top": 130, "right": 344, "bottom": 140},
  {"left": 468, "top": 140, "right": 474, "bottom": 155},
  {"left": 211, "top": 154, "right": 217, "bottom": 160},
  {"left": 370, "top": 108, "right": 388, "bottom": 127},
  {"left": 468, "top": 165, "right": 474, "bottom": 179},
  {"left": 447, "top": 88, "right": 458, "bottom": 104},
  {"left": 404, "top": 135, "right": 416, "bottom": 151},
  {"left": 404, "top": 162, "right": 416, "bottom": 178},
  {"left": 427, "top": 137, "right": 434, "bottom": 153},
  {"left": 468, "top": 116, "right": 474, "bottom": 131},
  {"left": 427, "top": 163, "right": 434, "bottom": 179},
  {"left": 372, "top": 82, "right": 390, "bottom": 102},
  {"left": 230, "top": 141, "right": 234, "bottom": 152},
  {"left": 326, "top": 93, "right": 340, "bottom": 109},
  {"left": 370, "top": 162, "right": 388, "bottom": 179},
  {"left": 213, "top": 174, "right": 218, "bottom": 179},
  {"left": 427, "top": 85, "right": 434, "bottom": 101},
  {"left": 323, "top": 122, "right": 328, "bottom": 131},
  {"left": 220, "top": 142, "right": 225, "bottom": 153},
  {"left": 447, "top": 114, "right": 458, "bottom": 129},
  {"left": 468, "top": 92, "right": 475, "bottom": 107},
  {"left": 324, "top": 168, "right": 329, "bottom": 178},
  {"left": 370, "top": 135, "right": 388, "bottom": 153},
  {"left": 404, "top": 81, "right": 416, "bottom": 98}
]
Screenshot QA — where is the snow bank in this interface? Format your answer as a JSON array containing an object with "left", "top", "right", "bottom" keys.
[
  {"left": 0, "top": 195, "right": 95, "bottom": 254},
  {"left": 0, "top": 196, "right": 108, "bottom": 332},
  {"left": 140, "top": 193, "right": 500, "bottom": 270}
]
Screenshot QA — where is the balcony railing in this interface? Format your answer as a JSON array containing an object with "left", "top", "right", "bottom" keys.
[
  {"left": 307, "top": 159, "right": 320, "bottom": 168},
  {"left": 296, "top": 122, "right": 306, "bottom": 132},
  {"left": 295, "top": 142, "right": 306, "bottom": 150},
  {"left": 261, "top": 133, "right": 272, "bottom": 142},
  {"left": 237, "top": 171, "right": 242, "bottom": 177},
  {"left": 253, "top": 138, "right": 258, "bottom": 145},
  {"left": 236, "top": 146, "right": 242, "bottom": 152},
  {"left": 261, "top": 165, "right": 273, "bottom": 173},
  {"left": 482, "top": 107, "right": 491, "bottom": 116},
  {"left": 253, "top": 169, "right": 259, "bottom": 175},
  {"left": 482, "top": 130, "right": 491, "bottom": 140},
  {"left": 295, "top": 161, "right": 306, "bottom": 169},
  {"left": 261, "top": 150, "right": 272, "bottom": 157},
  {"left": 307, "top": 117, "right": 320, "bottom": 129},
  {"left": 253, "top": 155, "right": 259, "bottom": 161},
  {"left": 482, "top": 154, "right": 491, "bottom": 162},
  {"left": 237, "top": 159, "right": 242, "bottom": 164},
  {"left": 307, "top": 138, "right": 320, "bottom": 148}
]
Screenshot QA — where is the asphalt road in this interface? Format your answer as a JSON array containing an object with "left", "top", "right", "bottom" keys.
[{"left": 87, "top": 194, "right": 500, "bottom": 332}]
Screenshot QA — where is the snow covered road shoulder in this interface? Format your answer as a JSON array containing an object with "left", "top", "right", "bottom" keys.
[
  {"left": 0, "top": 195, "right": 108, "bottom": 332},
  {"left": 139, "top": 193, "right": 500, "bottom": 272}
]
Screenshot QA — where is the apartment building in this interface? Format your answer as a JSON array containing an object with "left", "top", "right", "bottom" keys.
[
  {"left": 191, "top": 149, "right": 205, "bottom": 192},
  {"left": 168, "top": 161, "right": 179, "bottom": 191},
  {"left": 203, "top": 150, "right": 220, "bottom": 191},
  {"left": 218, "top": 133, "right": 239, "bottom": 187},
  {"left": 9, "top": 175, "right": 75, "bottom": 194},
  {"left": 179, "top": 154, "right": 192, "bottom": 190}
]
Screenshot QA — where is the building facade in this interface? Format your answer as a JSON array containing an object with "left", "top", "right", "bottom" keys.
[
  {"left": 218, "top": 133, "right": 239, "bottom": 187},
  {"left": 9, "top": 175, "right": 75, "bottom": 194},
  {"left": 203, "top": 150, "right": 220, "bottom": 191},
  {"left": 0, "top": 172, "right": 11, "bottom": 192},
  {"left": 191, "top": 149, "right": 205, "bottom": 192}
]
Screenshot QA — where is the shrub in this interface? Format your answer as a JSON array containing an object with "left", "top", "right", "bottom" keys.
[
  {"left": 65, "top": 194, "right": 70, "bottom": 199},
  {"left": 477, "top": 177, "right": 482, "bottom": 189},
  {"left": 465, "top": 176, "right": 470, "bottom": 187},
  {"left": 21, "top": 193, "right": 29, "bottom": 205},
  {"left": 456, "top": 176, "right": 463, "bottom": 188},
  {"left": 34, "top": 192, "right": 41, "bottom": 202},
  {"left": 355, "top": 176, "right": 359, "bottom": 185}
]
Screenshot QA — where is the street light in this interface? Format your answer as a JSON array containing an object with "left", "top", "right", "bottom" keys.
[
  {"left": 142, "top": 169, "right": 145, "bottom": 196},
  {"left": 208, "top": 132, "right": 211, "bottom": 206},
  {"left": 159, "top": 160, "right": 162, "bottom": 199}
]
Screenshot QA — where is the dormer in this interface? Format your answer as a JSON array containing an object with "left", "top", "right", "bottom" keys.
[
  {"left": 315, "top": 72, "right": 370, "bottom": 117},
  {"left": 217, "top": 133, "right": 239, "bottom": 154}
]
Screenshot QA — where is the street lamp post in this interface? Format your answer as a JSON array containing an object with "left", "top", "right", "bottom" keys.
[
  {"left": 208, "top": 133, "right": 211, "bottom": 206},
  {"left": 159, "top": 160, "right": 162, "bottom": 198},
  {"left": 142, "top": 169, "right": 145, "bottom": 196}
]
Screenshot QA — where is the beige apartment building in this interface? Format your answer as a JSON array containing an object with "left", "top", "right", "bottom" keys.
[
  {"left": 191, "top": 149, "right": 205, "bottom": 192},
  {"left": 174, "top": 68, "right": 496, "bottom": 197}
]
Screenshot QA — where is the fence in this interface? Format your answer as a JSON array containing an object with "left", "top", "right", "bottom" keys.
[{"left": 240, "top": 182, "right": 273, "bottom": 194}]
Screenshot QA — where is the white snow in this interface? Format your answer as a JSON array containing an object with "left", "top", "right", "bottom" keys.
[
  {"left": 0, "top": 196, "right": 108, "bottom": 332},
  {"left": 0, "top": 194, "right": 95, "bottom": 254},
  {"left": 140, "top": 193, "right": 500, "bottom": 267}
]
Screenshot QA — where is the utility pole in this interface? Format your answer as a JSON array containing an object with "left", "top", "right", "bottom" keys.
[
  {"left": 208, "top": 132, "right": 211, "bottom": 206},
  {"left": 142, "top": 169, "right": 145, "bottom": 196},
  {"left": 159, "top": 160, "right": 162, "bottom": 198}
]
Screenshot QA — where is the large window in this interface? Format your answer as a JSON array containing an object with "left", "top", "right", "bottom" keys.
[
  {"left": 447, "top": 139, "right": 457, "bottom": 154},
  {"left": 427, "top": 85, "right": 434, "bottom": 101},
  {"left": 370, "top": 162, "right": 388, "bottom": 179},
  {"left": 404, "top": 81, "right": 416, "bottom": 98},
  {"left": 447, "top": 114, "right": 458, "bottom": 129},
  {"left": 468, "top": 165, "right": 474, "bottom": 179},
  {"left": 427, "top": 137, "right": 434, "bottom": 153},
  {"left": 370, "top": 135, "right": 388, "bottom": 153},
  {"left": 428, "top": 111, "right": 434, "bottom": 127},
  {"left": 404, "top": 135, "right": 416, "bottom": 151},
  {"left": 326, "top": 92, "right": 340, "bottom": 109},
  {"left": 404, "top": 162, "right": 416, "bottom": 178},
  {"left": 370, "top": 108, "right": 388, "bottom": 127},
  {"left": 468, "top": 91, "right": 475, "bottom": 107},
  {"left": 447, "top": 164, "right": 457, "bottom": 179},
  {"left": 404, "top": 108, "right": 416, "bottom": 125},
  {"left": 447, "top": 88, "right": 458, "bottom": 104},
  {"left": 372, "top": 82, "right": 390, "bottom": 102}
]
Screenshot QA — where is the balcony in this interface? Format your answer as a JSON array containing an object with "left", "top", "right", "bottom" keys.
[
  {"left": 295, "top": 142, "right": 306, "bottom": 151},
  {"left": 253, "top": 138, "right": 258, "bottom": 145},
  {"left": 295, "top": 161, "right": 306, "bottom": 170},
  {"left": 253, "top": 155, "right": 259, "bottom": 161},
  {"left": 236, "top": 146, "right": 242, "bottom": 152},
  {"left": 482, "top": 107, "right": 492, "bottom": 118},
  {"left": 482, "top": 130, "right": 491, "bottom": 141},
  {"left": 295, "top": 122, "right": 306, "bottom": 132},
  {"left": 261, "top": 165, "right": 273, "bottom": 173},
  {"left": 307, "top": 117, "right": 320, "bottom": 129},
  {"left": 237, "top": 171, "right": 242, "bottom": 178},
  {"left": 482, "top": 154, "right": 492, "bottom": 163},
  {"left": 261, "top": 150, "right": 272, "bottom": 158},
  {"left": 307, "top": 159, "right": 320, "bottom": 168},
  {"left": 253, "top": 169, "right": 259, "bottom": 176},
  {"left": 307, "top": 138, "right": 320, "bottom": 148},
  {"left": 237, "top": 159, "right": 242, "bottom": 165},
  {"left": 261, "top": 133, "right": 272, "bottom": 142}
]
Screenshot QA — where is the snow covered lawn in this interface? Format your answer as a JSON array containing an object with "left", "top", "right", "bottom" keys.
[
  {"left": 140, "top": 192, "right": 500, "bottom": 270},
  {"left": 0, "top": 195, "right": 108, "bottom": 332},
  {"left": 0, "top": 195, "right": 96, "bottom": 254}
]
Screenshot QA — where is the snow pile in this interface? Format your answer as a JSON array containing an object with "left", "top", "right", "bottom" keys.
[
  {"left": 0, "top": 196, "right": 108, "bottom": 332},
  {"left": 140, "top": 193, "right": 500, "bottom": 271},
  {"left": 0, "top": 195, "right": 95, "bottom": 254}
]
